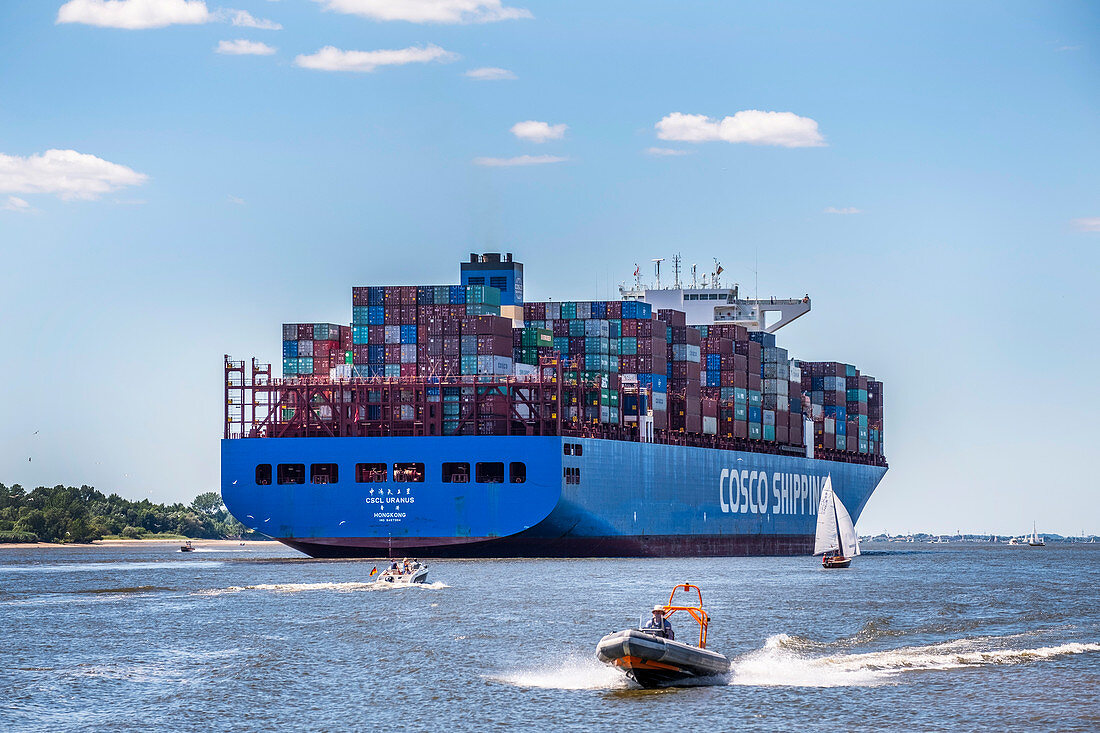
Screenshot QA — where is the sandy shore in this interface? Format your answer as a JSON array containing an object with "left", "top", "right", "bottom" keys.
[{"left": 0, "top": 539, "right": 282, "bottom": 550}]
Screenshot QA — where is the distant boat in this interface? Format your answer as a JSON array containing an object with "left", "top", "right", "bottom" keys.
[
  {"left": 180, "top": 541, "right": 195, "bottom": 552},
  {"left": 814, "top": 476, "right": 860, "bottom": 569},
  {"left": 1029, "top": 523, "right": 1045, "bottom": 547}
]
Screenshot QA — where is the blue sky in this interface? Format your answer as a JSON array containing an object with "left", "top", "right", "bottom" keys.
[{"left": 1, "top": 0, "right": 1097, "bottom": 535}]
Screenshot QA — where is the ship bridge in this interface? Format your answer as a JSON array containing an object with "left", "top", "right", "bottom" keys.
[{"left": 618, "top": 255, "right": 810, "bottom": 332}]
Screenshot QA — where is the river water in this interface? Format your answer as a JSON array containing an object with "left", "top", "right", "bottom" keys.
[{"left": 1, "top": 543, "right": 1097, "bottom": 731}]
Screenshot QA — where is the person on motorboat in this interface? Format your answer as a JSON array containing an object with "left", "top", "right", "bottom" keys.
[{"left": 643, "top": 605, "right": 675, "bottom": 640}]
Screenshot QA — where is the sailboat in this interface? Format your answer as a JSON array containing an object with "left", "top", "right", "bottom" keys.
[
  {"left": 814, "top": 475, "right": 860, "bottom": 569},
  {"left": 1028, "top": 523, "right": 1045, "bottom": 547}
]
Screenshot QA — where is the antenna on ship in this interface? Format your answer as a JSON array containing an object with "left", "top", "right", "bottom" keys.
[
  {"left": 672, "top": 253, "right": 682, "bottom": 289},
  {"left": 691, "top": 263, "right": 698, "bottom": 288},
  {"left": 652, "top": 258, "right": 664, "bottom": 289},
  {"left": 713, "top": 258, "right": 723, "bottom": 289},
  {"left": 634, "top": 263, "right": 642, "bottom": 290}
]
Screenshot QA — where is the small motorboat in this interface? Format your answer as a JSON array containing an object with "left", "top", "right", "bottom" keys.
[
  {"left": 179, "top": 541, "right": 195, "bottom": 552},
  {"left": 376, "top": 559, "right": 429, "bottom": 585},
  {"left": 814, "top": 475, "right": 860, "bottom": 569},
  {"left": 596, "top": 583, "right": 730, "bottom": 688}
]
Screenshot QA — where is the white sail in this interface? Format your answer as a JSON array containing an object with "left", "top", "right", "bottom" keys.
[
  {"left": 813, "top": 476, "right": 839, "bottom": 555},
  {"left": 834, "top": 494, "right": 861, "bottom": 557}
]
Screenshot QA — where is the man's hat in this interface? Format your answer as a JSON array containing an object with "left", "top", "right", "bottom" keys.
[{"left": 652, "top": 605, "right": 666, "bottom": 613}]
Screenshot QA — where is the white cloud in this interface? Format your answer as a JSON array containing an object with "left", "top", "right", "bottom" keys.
[
  {"left": 227, "top": 194, "right": 246, "bottom": 205},
  {"left": 824, "top": 206, "right": 862, "bottom": 215},
  {"left": 656, "top": 110, "right": 825, "bottom": 148},
  {"left": 510, "top": 121, "right": 567, "bottom": 143},
  {"left": 2, "top": 196, "right": 33, "bottom": 212},
  {"left": 464, "top": 66, "right": 516, "bottom": 81},
  {"left": 229, "top": 9, "right": 281, "bottom": 29},
  {"left": 57, "top": 0, "right": 213, "bottom": 29},
  {"left": 0, "top": 149, "right": 148, "bottom": 200},
  {"left": 473, "top": 155, "right": 567, "bottom": 167},
  {"left": 313, "top": 0, "right": 531, "bottom": 24},
  {"left": 1072, "top": 217, "right": 1100, "bottom": 232},
  {"left": 295, "top": 44, "right": 457, "bottom": 72},
  {"left": 645, "top": 147, "right": 691, "bottom": 156},
  {"left": 217, "top": 39, "right": 276, "bottom": 55}
]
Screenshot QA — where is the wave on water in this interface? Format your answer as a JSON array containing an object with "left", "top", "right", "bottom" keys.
[
  {"left": 490, "top": 652, "right": 630, "bottom": 690},
  {"left": 728, "top": 633, "right": 1100, "bottom": 688},
  {"left": 76, "top": 586, "right": 173, "bottom": 595},
  {"left": 193, "top": 580, "right": 449, "bottom": 596}
]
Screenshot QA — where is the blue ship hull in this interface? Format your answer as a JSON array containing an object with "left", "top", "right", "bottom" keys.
[{"left": 221, "top": 437, "right": 886, "bottom": 558}]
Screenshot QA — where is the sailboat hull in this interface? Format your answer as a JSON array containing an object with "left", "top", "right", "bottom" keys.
[{"left": 822, "top": 556, "right": 851, "bottom": 569}]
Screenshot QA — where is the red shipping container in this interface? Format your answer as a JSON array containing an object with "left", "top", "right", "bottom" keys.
[{"left": 297, "top": 324, "right": 313, "bottom": 339}]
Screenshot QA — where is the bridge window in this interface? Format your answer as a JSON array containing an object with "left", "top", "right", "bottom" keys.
[
  {"left": 277, "top": 463, "right": 305, "bottom": 485},
  {"left": 442, "top": 462, "right": 470, "bottom": 483},
  {"left": 255, "top": 464, "right": 272, "bottom": 485},
  {"left": 563, "top": 443, "right": 583, "bottom": 456},
  {"left": 355, "top": 463, "right": 388, "bottom": 483},
  {"left": 509, "top": 462, "right": 526, "bottom": 483},
  {"left": 563, "top": 466, "right": 580, "bottom": 485},
  {"left": 310, "top": 463, "right": 338, "bottom": 484},
  {"left": 476, "top": 462, "right": 505, "bottom": 483},
  {"left": 394, "top": 462, "right": 425, "bottom": 482}
]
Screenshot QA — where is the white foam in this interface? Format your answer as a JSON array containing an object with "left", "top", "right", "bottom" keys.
[
  {"left": 728, "top": 634, "right": 1100, "bottom": 688},
  {"left": 491, "top": 653, "right": 630, "bottom": 690},
  {"left": 193, "top": 580, "right": 448, "bottom": 596}
]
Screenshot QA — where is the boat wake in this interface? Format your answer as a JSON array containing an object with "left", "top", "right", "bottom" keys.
[
  {"left": 193, "top": 580, "right": 448, "bottom": 596},
  {"left": 490, "top": 653, "right": 630, "bottom": 690},
  {"left": 728, "top": 633, "right": 1100, "bottom": 688}
]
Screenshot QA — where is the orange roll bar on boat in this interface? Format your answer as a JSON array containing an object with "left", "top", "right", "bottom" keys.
[{"left": 656, "top": 583, "right": 711, "bottom": 649}]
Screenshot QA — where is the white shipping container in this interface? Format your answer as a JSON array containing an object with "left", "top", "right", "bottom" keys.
[
  {"left": 703, "top": 416, "right": 718, "bottom": 435},
  {"left": 514, "top": 363, "right": 538, "bottom": 378},
  {"left": 385, "top": 326, "right": 401, "bottom": 344},
  {"left": 298, "top": 339, "right": 314, "bottom": 357}
]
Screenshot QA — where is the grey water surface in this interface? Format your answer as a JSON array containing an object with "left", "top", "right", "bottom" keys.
[{"left": 1, "top": 543, "right": 1098, "bottom": 732}]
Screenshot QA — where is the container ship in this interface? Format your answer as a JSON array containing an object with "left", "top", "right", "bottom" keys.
[{"left": 221, "top": 253, "right": 887, "bottom": 557}]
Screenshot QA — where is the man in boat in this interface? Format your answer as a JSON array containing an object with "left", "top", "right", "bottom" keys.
[{"left": 643, "top": 605, "right": 675, "bottom": 640}]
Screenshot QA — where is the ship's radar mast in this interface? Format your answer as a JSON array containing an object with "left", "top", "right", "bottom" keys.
[{"left": 651, "top": 258, "right": 664, "bottom": 290}]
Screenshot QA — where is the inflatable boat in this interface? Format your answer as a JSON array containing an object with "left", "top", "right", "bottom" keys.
[{"left": 596, "top": 583, "right": 730, "bottom": 687}]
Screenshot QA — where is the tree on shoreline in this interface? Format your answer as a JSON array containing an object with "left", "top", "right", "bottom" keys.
[{"left": 0, "top": 483, "right": 255, "bottom": 544}]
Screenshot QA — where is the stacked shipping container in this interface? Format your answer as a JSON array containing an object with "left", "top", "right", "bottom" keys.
[
  {"left": 797, "top": 361, "right": 884, "bottom": 458},
  {"left": 282, "top": 323, "right": 352, "bottom": 377},
  {"left": 276, "top": 272, "right": 881, "bottom": 461},
  {"left": 350, "top": 285, "right": 509, "bottom": 379},
  {"left": 521, "top": 300, "right": 662, "bottom": 427}
]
